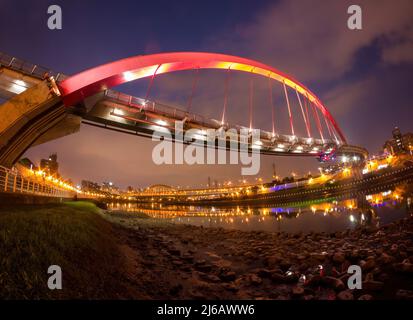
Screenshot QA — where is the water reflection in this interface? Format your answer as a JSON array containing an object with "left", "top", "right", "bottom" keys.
[{"left": 108, "top": 197, "right": 409, "bottom": 234}]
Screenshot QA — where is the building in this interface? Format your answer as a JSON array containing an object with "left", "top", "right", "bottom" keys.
[
  {"left": 18, "top": 157, "right": 37, "bottom": 170},
  {"left": 101, "top": 181, "right": 119, "bottom": 194},
  {"left": 384, "top": 127, "right": 413, "bottom": 155},
  {"left": 81, "top": 180, "right": 101, "bottom": 192},
  {"left": 40, "top": 153, "right": 59, "bottom": 175}
]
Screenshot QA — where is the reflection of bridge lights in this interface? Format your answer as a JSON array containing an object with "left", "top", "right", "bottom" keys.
[{"left": 349, "top": 214, "right": 355, "bottom": 222}]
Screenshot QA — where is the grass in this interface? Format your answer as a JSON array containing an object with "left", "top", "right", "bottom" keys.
[{"left": 0, "top": 201, "right": 135, "bottom": 299}]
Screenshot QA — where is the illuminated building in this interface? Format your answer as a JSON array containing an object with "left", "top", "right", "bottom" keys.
[
  {"left": 40, "top": 153, "right": 59, "bottom": 175},
  {"left": 384, "top": 127, "right": 413, "bottom": 155}
]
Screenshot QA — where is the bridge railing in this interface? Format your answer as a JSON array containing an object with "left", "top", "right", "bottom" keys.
[
  {"left": 104, "top": 89, "right": 221, "bottom": 130},
  {"left": 0, "top": 165, "right": 74, "bottom": 198},
  {"left": 0, "top": 52, "right": 67, "bottom": 82}
]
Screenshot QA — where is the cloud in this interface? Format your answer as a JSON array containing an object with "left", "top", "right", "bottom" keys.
[
  {"left": 381, "top": 26, "right": 413, "bottom": 64},
  {"left": 207, "top": 0, "right": 413, "bottom": 82}
]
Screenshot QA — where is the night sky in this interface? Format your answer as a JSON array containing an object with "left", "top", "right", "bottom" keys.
[{"left": 1, "top": 0, "right": 412, "bottom": 188}]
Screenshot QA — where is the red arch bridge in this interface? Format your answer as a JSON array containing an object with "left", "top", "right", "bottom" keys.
[{"left": 0, "top": 52, "right": 367, "bottom": 168}]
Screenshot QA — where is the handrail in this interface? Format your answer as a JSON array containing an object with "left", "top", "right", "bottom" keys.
[{"left": 0, "top": 165, "right": 75, "bottom": 198}]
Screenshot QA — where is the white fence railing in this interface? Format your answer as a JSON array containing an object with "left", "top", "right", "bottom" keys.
[{"left": 0, "top": 165, "right": 75, "bottom": 198}]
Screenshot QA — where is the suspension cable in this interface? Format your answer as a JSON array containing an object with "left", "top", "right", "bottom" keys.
[
  {"left": 283, "top": 81, "right": 295, "bottom": 136},
  {"left": 311, "top": 102, "right": 324, "bottom": 142},
  {"left": 295, "top": 88, "right": 310, "bottom": 138},
  {"left": 249, "top": 76, "right": 254, "bottom": 130},
  {"left": 145, "top": 64, "right": 162, "bottom": 101},
  {"left": 187, "top": 67, "right": 199, "bottom": 113},
  {"left": 221, "top": 67, "right": 231, "bottom": 125},
  {"left": 268, "top": 75, "right": 276, "bottom": 136},
  {"left": 304, "top": 95, "right": 311, "bottom": 137},
  {"left": 323, "top": 112, "right": 333, "bottom": 139}
]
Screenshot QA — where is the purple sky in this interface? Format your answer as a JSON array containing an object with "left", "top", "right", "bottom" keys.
[{"left": 1, "top": 0, "right": 413, "bottom": 188}]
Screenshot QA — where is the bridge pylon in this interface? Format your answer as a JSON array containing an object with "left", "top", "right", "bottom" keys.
[{"left": 0, "top": 78, "right": 79, "bottom": 167}]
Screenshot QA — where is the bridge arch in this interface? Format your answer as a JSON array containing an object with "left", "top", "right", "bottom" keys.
[{"left": 59, "top": 52, "right": 346, "bottom": 143}]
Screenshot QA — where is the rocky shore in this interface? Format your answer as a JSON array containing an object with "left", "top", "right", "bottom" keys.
[{"left": 102, "top": 210, "right": 413, "bottom": 300}]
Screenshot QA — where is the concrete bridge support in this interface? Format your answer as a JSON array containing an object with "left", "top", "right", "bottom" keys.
[{"left": 0, "top": 78, "right": 80, "bottom": 168}]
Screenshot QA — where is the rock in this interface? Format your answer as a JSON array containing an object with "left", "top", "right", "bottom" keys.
[
  {"left": 255, "top": 268, "right": 272, "bottom": 278},
  {"left": 169, "top": 284, "right": 183, "bottom": 295},
  {"left": 271, "top": 272, "right": 299, "bottom": 283},
  {"left": 363, "top": 280, "right": 384, "bottom": 291},
  {"left": 377, "top": 253, "right": 394, "bottom": 265},
  {"left": 181, "top": 253, "right": 194, "bottom": 262},
  {"left": 172, "top": 260, "right": 183, "bottom": 267},
  {"left": 265, "top": 255, "right": 281, "bottom": 267},
  {"left": 193, "top": 259, "right": 214, "bottom": 272},
  {"left": 337, "top": 290, "right": 354, "bottom": 300},
  {"left": 358, "top": 294, "right": 373, "bottom": 300},
  {"left": 361, "top": 258, "right": 376, "bottom": 271},
  {"left": 310, "top": 253, "right": 327, "bottom": 262},
  {"left": 322, "top": 276, "right": 345, "bottom": 291},
  {"left": 396, "top": 289, "right": 413, "bottom": 300},
  {"left": 194, "top": 259, "right": 206, "bottom": 265},
  {"left": 220, "top": 271, "right": 236, "bottom": 282},
  {"left": 333, "top": 252, "right": 346, "bottom": 264},
  {"left": 297, "top": 254, "right": 307, "bottom": 261},
  {"left": 271, "top": 272, "right": 288, "bottom": 283},
  {"left": 305, "top": 275, "right": 322, "bottom": 287},
  {"left": 189, "top": 290, "right": 206, "bottom": 300},
  {"left": 147, "top": 249, "right": 157, "bottom": 257},
  {"left": 200, "top": 274, "right": 221, "bottom": 283},
  {"left": 249, "top": 274, "right": 262, "bottom": 286},
  {"left": 393, "top": 259, "right": 413, "bottom": 273},
  {"left": 168, "top": 248, "right": 181, "bottom": 256},
  {"left": 223, "top": 283, "right": 238, "bottom": 292},
  {"left": 279, "top": 260, "right": 292, "bottom": 271},
  {"left": 350, "top": 249, "right": 360, "bottom": 260},
  {"left": 291, "top": 286, "right": 305, "bottom": 297}
]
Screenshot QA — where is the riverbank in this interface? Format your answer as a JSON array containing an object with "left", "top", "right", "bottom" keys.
[
  {"left": 0, "top": 202, "right": 144, "bottom": 299},
  {"left": 1, "top": 202, "right": 412, "bottom": 299},
  {"left": 101, "top": 209, "right": 413, "bottom": 300}
]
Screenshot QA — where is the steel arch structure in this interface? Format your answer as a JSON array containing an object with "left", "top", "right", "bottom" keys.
[{"left": 58, "top": 52, "right": 346, "bottom": 143}]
